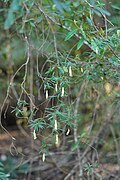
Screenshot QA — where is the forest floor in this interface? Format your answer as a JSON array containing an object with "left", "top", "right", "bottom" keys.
[{"left": 0, "top": 127, "right": 120, "bottom": 180}]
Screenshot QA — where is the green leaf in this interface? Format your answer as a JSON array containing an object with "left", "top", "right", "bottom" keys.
[
  {"left": 4, "top": 0, "right": 21, "bottom": 29},
  {"left": 65, "top": 29, "right": 77, "bottom": 41},
  {"left": 11, "top": 0, "right": 20, "bottom": 11},
  {"left": 53, "top": 0, "right": 64, "bottom": 13},
  {"left": 96, "top": 3, "right": 105, "bottom": 7},
  {"left": 91, "top": 39, "right": 99, "bottom": 54},
  {"left": 71, "top": 141, "right": 79, "bottom": 151},
  {"left": 24, "top": 18, "right": 34, "bottom": 23},
  {"left": 45, "top": 67, "right": 54, "bottom": 74},
  {"left": 77, "top": 38, "right": 84, "bottom": 50},
  {"left": 117, "top": 30, "right": 120, "bottom": 37},
  {"left": 80, "top": 26, "right": 87, "bottom": 40},
  {"left": 95, "top": 7, "right": 111, "bottom": 16},
  {"left": 86, "top": 17, "right": 92, "bottom": 25},
  {"left": 30, "top": 21, "right": 35, "bottom": 27},
  {"left": 80, "top": 131, "right": 86, "bottom": 138},
  {"left": 100, "top": 48, "right": 104, "bottom": 59},
  {"left": 58, "top": 67, "right": 64, "bottom": 74},
  {"left": 111, "top": 5, "right": 120, "bottom": 10},
  {"left": 63, "top": 66, "right": 68, "bottom": 72},
  {"left": 4, "top": 11, "right": 15, "bottom": 29}
]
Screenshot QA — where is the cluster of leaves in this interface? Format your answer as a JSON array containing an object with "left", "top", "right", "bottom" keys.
[
  {"left": 0, "top": 1, "right": 120, "bottom": 178},
  {"left": 0, "top": 156, "right": 29, "bottom": 179},
  {"left": 0, "top": 162, "right": 10, "bottom": 180}
]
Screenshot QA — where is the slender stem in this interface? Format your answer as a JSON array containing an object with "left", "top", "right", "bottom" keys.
[{"left": 74, "top": 81, "right": 86, "bottom": 179}]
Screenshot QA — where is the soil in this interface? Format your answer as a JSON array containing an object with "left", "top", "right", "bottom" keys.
[{"left": 0, "top": 127, "right": 120, "bottom": 180}]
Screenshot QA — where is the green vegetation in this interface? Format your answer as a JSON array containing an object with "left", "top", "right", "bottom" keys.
[{"left": 0, "top": 0, "right": 120, "bottom": 179}]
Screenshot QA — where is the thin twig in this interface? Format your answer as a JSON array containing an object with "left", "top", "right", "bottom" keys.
[{"left": 73, "top": 81, "right": 86, "bottom": 179}]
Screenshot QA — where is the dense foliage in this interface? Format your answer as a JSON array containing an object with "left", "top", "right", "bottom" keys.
[{"left": 0, "top": 0, "right": 120, "bottom": 179}]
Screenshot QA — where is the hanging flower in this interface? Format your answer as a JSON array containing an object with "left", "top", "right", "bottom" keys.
[
  {"left": 66, "top": 128, "right": 70, "bottom": 136},
  {"left": 61, "top": 87, "right": 64, "bottom": 97},
  {"left": 55, "top": 134, "right": 59, "bottom": 146},
  {"left": 81, "top": 67, "right": 84, "bottom": 73},
  {"left": 55, "top": 83, "right": 58, "bottom": 92},
  {"left": 45, "top": 90, "right": 48, "bottom": 99},
  {"left": 42, "top": 153, "right": 46, "bottom": 162},
  {"left": 54, "top": 119, "right": 57, "bottom": 130},
  {"left": 69, "top": 66, "right": 73, "bottom": 77},
  {"left": 33, "top": 129, "right": 37, "bottom": 140}
]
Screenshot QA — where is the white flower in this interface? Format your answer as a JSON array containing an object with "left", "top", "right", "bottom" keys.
[
  {"left": 66, "top": 128, "right": 70, "bottom": 135},
  {"left": 54, "top": 119, "right": 57, "bottom": 130},
  {"left": 69, "top": 66, "right": 73, "bottom": 77},
  {"left": 55, "top": 83, "right": 58, "bottom": 92},
  {"left": 61, "top": 87, "right": 64, "bottom": 97},
  {"left": 33, "top": 130, "right": 37, "bottom": 140},
  {"left": 42, "top": 153, "right": 45, "bottom": 162},
  {"left": 81, "top": 67, "right": 83, "bottom": 73},
  {"left": 45, "top": 90, "right": 48, "bottom": 99},
  {"left": 55, "top": 134, "right": 59, "bottom": 146}
]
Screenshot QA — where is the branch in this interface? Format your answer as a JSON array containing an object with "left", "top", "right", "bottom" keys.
[{"left": 35, "top": 3, "right": 95, "bottom": 53}]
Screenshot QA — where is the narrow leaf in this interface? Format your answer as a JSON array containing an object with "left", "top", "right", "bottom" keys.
[
  {"left": 65, "top": 29, "right": 77, "bottom": 41},
  {"left": 4, "top": 11, "right": 15, "bottom": 29},
  {"left": 53, "top": 0, "right": 64, "bottom": 13},
  {"left": 77, "top": 38, "right": 84, "bottom": 50},
  {"left": 11, "top": 0, "right": 20, "bottom": 11}
]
